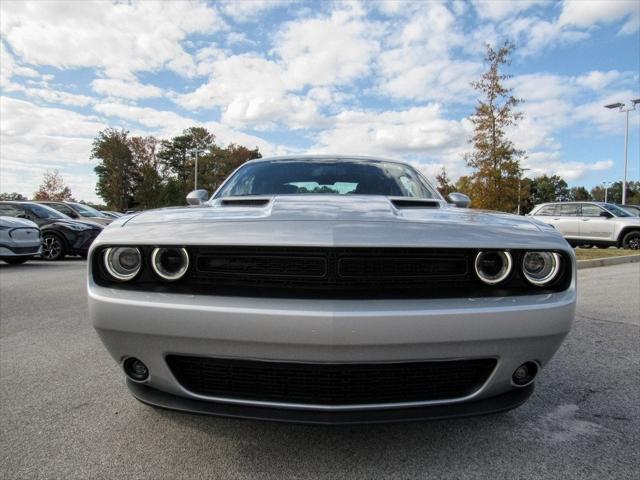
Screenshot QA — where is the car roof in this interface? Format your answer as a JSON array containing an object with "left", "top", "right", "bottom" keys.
[
  {"left": 244, "top": 154, "right": 413, "bottom": 167},
  {"left": 534, "top": 201, "right": 606, "bottom": 207}
]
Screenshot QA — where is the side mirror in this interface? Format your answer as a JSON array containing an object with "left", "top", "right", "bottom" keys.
[
  {"left": 600, "top": 210, "right": 613, "bottom": 218},
  {"left": 447, "top": 192, "right": 471, "bottom": 208},
  {"left": 186, "top": 189, "right": 209, "bottom": 206}
]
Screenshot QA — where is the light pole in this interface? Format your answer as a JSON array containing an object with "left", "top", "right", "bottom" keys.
[
  {"left": 517, "top": 167, "right": 531, "bottom": 215},
  {"left": 603, "top": 181, "right": 610, "bottom": 203},
  {"left": 604, "top": 99, "right": 640, "bottom": 205}
]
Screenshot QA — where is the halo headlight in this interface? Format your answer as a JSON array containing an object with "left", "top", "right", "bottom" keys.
[
  {"left": 151, "top": 247, "right": 189, "bottom": 281},
  {"left": 522, "top": 251, "right": 561, "bottom": 286},
  {"left": 474, "top": 251, "right": 513, "bottom": 285},
  {"left": 103, "top": 247, "right": 141, "bottom": 281}
]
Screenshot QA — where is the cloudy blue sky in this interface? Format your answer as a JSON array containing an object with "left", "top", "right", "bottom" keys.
[{"left": 1, "top": 0, "right": 639, "bottom": 202}]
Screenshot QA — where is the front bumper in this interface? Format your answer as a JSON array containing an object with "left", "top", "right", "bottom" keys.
[
  {"left": 127, "top": 378, "right": 534, "bottom": 424},
  {"left": 0, "top": 244, "right": 42, "bottom": 257},
  {"left": 90, "top": 278, "right": 575, "bottom": 422}
]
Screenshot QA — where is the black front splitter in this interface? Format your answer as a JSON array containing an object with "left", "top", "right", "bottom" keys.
[{"left": 127, "top": 379, "right": 534, "bottom": 425}]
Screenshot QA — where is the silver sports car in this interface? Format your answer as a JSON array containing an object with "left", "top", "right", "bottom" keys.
[{"left": 89, "top": 156, "right": 576, "bottom": 423}]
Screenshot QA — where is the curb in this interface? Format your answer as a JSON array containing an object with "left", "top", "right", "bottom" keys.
[{"left": 577, "top": 254, "right": 640, "bottom": 270}]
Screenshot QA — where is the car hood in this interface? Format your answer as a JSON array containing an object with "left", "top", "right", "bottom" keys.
[
  {"left": 0, "top": 216, "right": 39, "bottom": 229},
  {"left": 617, "top": 216, "right": 640, "bottom": 225},
  {"left": 82, "top": 216, "right": 113, "bottom": 226},
  {"left": 94, "top": 195, "right": 569, "bottom": 251},
  {"left": 50, "top": 218, "right": 103, "bottom": 229}
]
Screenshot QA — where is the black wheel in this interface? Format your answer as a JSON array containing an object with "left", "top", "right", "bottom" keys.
[
  {"left": 622, "top": 231, "right": 640, "bottom": 250},
  {"left": 3, "top": 256, "right": 32, "bottom": 264},
  {"left": 42, "top": 234, "right": 66, "bottom": 260}
]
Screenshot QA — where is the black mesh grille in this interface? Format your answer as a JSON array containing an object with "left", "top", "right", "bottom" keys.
[
  {"left": 166, "top": 356, "right": 497, "bottom": 406},
  {"left": 186, "top": 247, "right": 474, "bottom": 297},
  {"left": 197, "top": 254, "right": 327, "bottom": 277}
]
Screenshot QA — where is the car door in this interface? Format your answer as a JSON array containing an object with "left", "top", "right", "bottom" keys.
[
  {"left": 579, "top": 204, "right": 615, "bottom": 241},
  {"left": 550, "top": 203, "right": 581, "bottom": 238},
  {"left": 531, "top": 204, "right": 559, "bottom": 227}
]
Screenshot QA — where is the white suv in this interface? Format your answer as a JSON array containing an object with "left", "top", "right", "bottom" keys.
[{"left": 529, "top": 202, "right": 640, "bottom": 249}]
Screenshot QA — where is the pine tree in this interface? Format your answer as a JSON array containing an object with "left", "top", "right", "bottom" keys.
[
  {"left": 464, "top": 41, "right": 524, "bottom": 212},
  {"left": 435, "top": 167, "right": 455, "bottom": 197}
]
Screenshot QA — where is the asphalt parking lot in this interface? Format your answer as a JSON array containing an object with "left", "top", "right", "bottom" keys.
[{"left": 1, "top": 260, "right": 639, "bottom": 479}]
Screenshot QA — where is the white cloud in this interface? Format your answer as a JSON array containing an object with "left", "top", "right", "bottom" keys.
[
  {"left": 219, "top": 0, "right": 291, "bottom": 23},
  {"left": 20, "top": 86, "right": 95, "bottom": 107},
  {"left": 575, "top": 70, "right": 625, "bottom": 91},
  {"left": 176, "top": 5, "right": 379, "bottom": 128},
  {"left": 91, "top": 78, "right": 164, "bottom": 100},
  {"left": 376, "top": 3, "right": 481, "bottom": 103},
  {"left": 524, "top": 153, "right": 615, "bottom": 182},
  {"left": 472, "top": 0, "right": 548, "bottom": 21},
  {"left": 0, "top": 96, "right": 107, "bottom": 201},
  {"left": 311, "top": 105, "right": 470, "bottom": 158},
  {"left": 559, "top": 0, "right": 639, "bottom": 34},
  {"left": 273, "top": 5, "right": 379, "bottom": 90},
  {"left": 0, "top": 0, "right": 225, "bottom": 77}
]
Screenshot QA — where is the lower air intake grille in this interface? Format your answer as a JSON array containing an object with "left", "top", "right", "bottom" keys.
[{"left": 166, "top": 356, "right": 497, "bottom": 406}]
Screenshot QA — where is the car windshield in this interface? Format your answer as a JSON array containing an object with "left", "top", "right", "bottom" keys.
[
  {"left": 215, "top": 160, "right": 440, "bottom": 199},
  {"left": 603, "top": 203, "right": 632, "bottom": 217},
  {"left": 28, "top": 203, "right": 70, "bottom": 219},
  {"left": 70, "top": 202, "right": 105, "bottom": 217}
]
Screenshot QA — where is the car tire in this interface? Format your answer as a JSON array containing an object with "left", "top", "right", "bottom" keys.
[
  {"left": 622, "top": 230, "right": 640, "bottom": 250},
  {"left": 3, "top": 256, "right": 32, "bottom": 264},
  {"left": 42, "top": 233, "right": 66, "bottom": 261}
]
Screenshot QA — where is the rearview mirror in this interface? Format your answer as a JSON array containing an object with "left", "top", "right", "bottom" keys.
[
  {"left": 186, "top": 189, "right": 209, "bottom": 206},
  {"left": 447, "top": 192, "right": 471, "bottom": 208}
]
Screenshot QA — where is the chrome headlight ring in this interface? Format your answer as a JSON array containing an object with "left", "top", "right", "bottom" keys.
[
  {"left": 522, "top": 251, "right": 561, "bottom": 286},
  {"left": 474, "top": 251, "right": 513, "bottom": 285},
  {"left": 151, "top": 247, "right": 189, "bottom": 281},
  {"left": 103, "top": 247, "right": 142, "bottom": 282}
]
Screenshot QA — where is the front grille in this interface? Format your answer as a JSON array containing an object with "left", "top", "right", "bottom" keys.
[
  {"left": 197, "top": 254, "right": 327, "bottom": 277},
  {"left": 166, "top": 356, "right": 497, "bottom": 406},
  {"left": 186, "top": 247, "right": 475, "bottom": 297}
]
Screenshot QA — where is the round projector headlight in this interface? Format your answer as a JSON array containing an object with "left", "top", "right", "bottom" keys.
[
  {"left": 522, "top": 251, "right": 561, "bottom": 286},
  {"left": 474, "top": 251, "right": 513, "bottom": 285},
  {"left": 151, "top": 247, "right": 189, "bottom": 281},
  {"left": 104, "top": 247, "right": 141, "bottom": 281}
]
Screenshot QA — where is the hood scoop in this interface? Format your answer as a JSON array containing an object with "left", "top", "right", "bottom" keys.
[
  {"left": 220, "top": 198, "right": 270, "bottom": 207},
  {"left": 391, "top": 199, "right": 440, "bottom": 209}
]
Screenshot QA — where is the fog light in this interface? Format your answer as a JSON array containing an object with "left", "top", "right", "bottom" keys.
[
  {"left": 123, "top": 357, "right": 149, "bottom": 382},
  {"left": 512, "top": 361, "right": 538, "bottom": 386}
]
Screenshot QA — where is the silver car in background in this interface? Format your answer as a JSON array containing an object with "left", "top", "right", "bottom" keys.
[
  {"left": 89, "top": 156, "right": 576, "bottom": 423},
  {"left": 529, "top": 202, "right": 640, "bottom": 249},
  {"left": 0, "top": 216, "right": 42, "bottom": 264}
]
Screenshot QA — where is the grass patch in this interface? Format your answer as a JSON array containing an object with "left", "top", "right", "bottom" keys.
[{"left": 574, "top": 248, "right": 640, "bottom": 261}]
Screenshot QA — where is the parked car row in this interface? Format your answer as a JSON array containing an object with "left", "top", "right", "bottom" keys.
[
  {"left": 529, "top": 201, "right": 640, "bottom": 249},
  {"left": 0, "top": 200, "right": 122, "bottom": 263}
]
